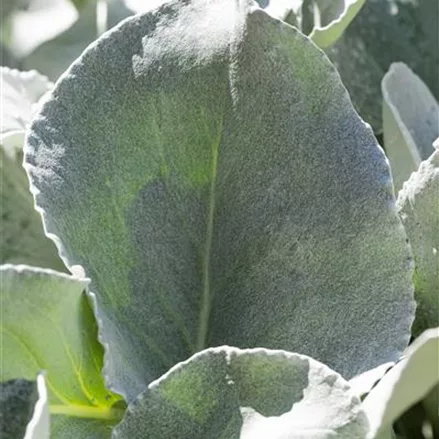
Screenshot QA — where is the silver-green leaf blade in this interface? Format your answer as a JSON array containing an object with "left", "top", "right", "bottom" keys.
[
  {"left": 382, "top": 62, "right": 439, "bottom": 194},
  {"left": 113, "top": 347, "right": 369, "bottom": 439},
  {"left": 0, "top": 149, "right": 65, "bottom": 270},
  {"left": 0, "top": 264, "right": 124, "bottom": 438},
  {"left": 25, "top": 0, "right": 414, "bottom": 401},
  {"left": 397, "top": 149, "right": 439, "bottom": 335}
]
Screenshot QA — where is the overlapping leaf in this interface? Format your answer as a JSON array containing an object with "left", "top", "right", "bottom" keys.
[
  {"left": 113, "top": 347, "right": 368, "bottom": 439},
  {"left": 397, "top": 149, "right": 439, "bottom": 335},
  {"left": 382, "top": 63, "right": 439, "bottom": 193},
  {"left": 0, "top": 67, "right": 53, "bottom": 157},
  {"left": 0, "top": 265, "right": 124, "bottom": 438},
  {"left": 22, "top": 0, "right": 132, "bottom": 80},
  {"left": 363, "top": 328, "right": 439, "bottom": 439},
  {"left": 0, "top": 375, "right": 49, "bottom": 439},
  {"left": 25, "top": 0, "right": 414, "bottom": 401},
  {"left": 326, "top": 0, "right": 439, "bottom": 132}
]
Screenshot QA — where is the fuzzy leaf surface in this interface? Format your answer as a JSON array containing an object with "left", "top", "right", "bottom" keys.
[
  {"left": 0, "top": 265, "right": 124, "bottom": 438},
  {"left": 113, "top": 347, "right": 368, "bottom": 439},
  {"left": 25, "top": 0, "right": 414, "bottom": 401}
]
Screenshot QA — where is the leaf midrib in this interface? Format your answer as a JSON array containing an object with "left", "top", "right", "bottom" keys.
[{"left": 195, "top": 123, "right": 222, "bottom": 352}]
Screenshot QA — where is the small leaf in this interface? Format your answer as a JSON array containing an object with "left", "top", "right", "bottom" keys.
[
  {"left": 113, "top": 347, "right": 369, "bottom": 439},
  {"left": 326, "top": 0, "right": 439, "bottom": 132},
  {"left": 25, "top": 0, "right": 414, "bottom": 401},
  {"left": 0, "top": 377, "right": 38, "bottom": 439},
  {"left": 397, "top": 149, "right": 439, "bottom": 335},
  {"left": 0, "top": 67, "right": 53, "bottom": 158},
  {"left": 5, "top": 0, "right": 78, "bottom": 58},
  {"left": 349, "top": 362, "right": 394, "bottom": 399},
  {"left": 382, "top": 63, "right": 439, "bottom": 193},
  {"left": 22, "top": 0, "right": 132, "bottom": 81},
  {"left": 24, "top": 374, "right": 50, "bottom": 439},
  {"left": 308, "top": 0, "right": 366, "bottom": 48},
  {"left": 0, "top": 265, "right": 124, "bottom": 438},
  {"left": 363, "top": 328, "right": 439, "bottom": 438}
]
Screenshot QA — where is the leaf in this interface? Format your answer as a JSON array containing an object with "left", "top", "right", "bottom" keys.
[
  {"left": 122, "top": 0, "right": 169, "bottom": 14},
  {"left": 113, "top": 347, "right": 369, "bottom": 439},
  {"left": 254, "top": 0, "right": 365, "bottom": 47},
  {"left": 307, "top": 0, "right": 366, "bottom": 48},
  {"left": 397, "top": 149, "right": 439, "bottom": 336},
  {"left": 5, "top": 0, "right": 78, "bottom": 58},
  {"left": 22, "top": 0, "right": 132, "bottom": 81},
  {"left": 326, "top": 0, "right": 439, "bottom": 132},
  {"left": 25, "top": 0, "right": 415, "bottom": 401},
  {"left": 382, "top": 63, "right": 439, "bottom": 194},
  {"left": 349, "top": 362, "right": 395, "bottom": 399},
  {"left": 24, "top": 374, "right": 50, "bottom": 439},
  {"left": 0, "top": 150, "right": 66, "bottom": 270},
  {"left": 0, "top": 67, "right": 53, "bottom": 158},
  {"left": 0, "top": 265, "right": 124, "bottom": 438},
  {"left": 363, "top": 328, "right": 439, "bottom": 439},
  {"left": 0, "top": 375, "right": 49, "bottom": 439}
]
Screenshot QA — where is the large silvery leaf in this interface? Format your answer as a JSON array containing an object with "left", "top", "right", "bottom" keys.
[
  {"left": 0, "top": 265, "right": 124, "bottom": 438},
  {"left": 114, "top": 347, "right": 368, "bottom": 438},
  {"left": 382, "top": 63, "right": 439, "bottom": 194},
  {"left": 363, "top": 328, "right": 439, "bottom": 439},
  {"left": 25, "top": 0, "right": 414, "bottom": 401},
  {"left": 326, "top": 0, "right": 439, "bottom": 132},
  {"left": 22, "top": 0, "right": 132, "bottom": 81},
  {"left": 0, "top": 67, "right": 53, "bottom": 158},
  {"left": 0, "top": 375, "right": 49, "bottom": 439},
  {"left": 397, "top": 149, "right": 439, "bottom": 335},
  {"left": 0, "top": 150, "right": 65, "bottom": 269}
]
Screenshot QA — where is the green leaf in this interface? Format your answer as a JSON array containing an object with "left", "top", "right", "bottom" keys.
[
  {"left": 382, "top": 63, "right": 439, "bottom": 194},
  {"left": 307, "top": 0, "right": 366, "bottom": 48},
  {"left": 113, "top": 347, "right": 369, "bottom": 438},
  {"left": 0, "top": 265, "right": 124, "bottom": 438},
  {"left": 363, "top": 328, "right": 439, "bottom": 439},
  {"left": 4, "top": 0, "right": 78, "bottom": 58},
  {"left": 22, "top": 0, "right": 132, "bottom": 81},
  {"left": 422, "top": 384, "right": 439, "bottom": 438},
  {"left": 254, "top": 0, "right": 365, "bottom": 47},
  {"left": 326, "top": 0, "right": 439, "bottom": 132},
  {"left": 0, "top": 67, "right": 53, "bottom": 158},
  {"left": 397, "top": 149, "right": 439, "bottom": 336},
  {"left": 0, "top": 150, "right": 65, "bottom": 270},
  {"left": 25, "top": 0, "right": 415, "bottom": 401},
  {"left": 0, "top": 374, "right": 49, "bottom": 439}
]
